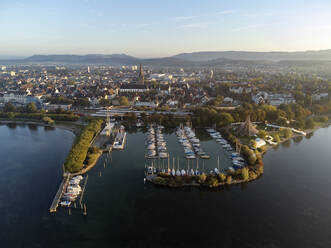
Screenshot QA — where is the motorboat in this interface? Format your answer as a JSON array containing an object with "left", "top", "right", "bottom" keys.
[{"left": 60, "top": 201, "right": 71, "bottom": 207}]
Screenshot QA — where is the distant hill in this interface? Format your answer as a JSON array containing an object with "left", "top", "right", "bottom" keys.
[
  {"left": 172, "top": 50, "right": 331, "bottom": 61},
  {"left": 1, "top": 50, "right": 331, "bottom": 66},
  {"left": 24, "top": 54, "right": 140, "bottom": 65}
]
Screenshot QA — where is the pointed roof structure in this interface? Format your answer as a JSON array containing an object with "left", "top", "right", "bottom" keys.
[
  {"left": 238, "top": 115, "right": 258, "bottom": 137},
  {"left": 138, "top": 64, "right": 144, "bottom": 84}
]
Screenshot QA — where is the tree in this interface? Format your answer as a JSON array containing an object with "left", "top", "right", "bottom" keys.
[
  {"left": 99, "top": 98, "right": 111, "bottom": 106},
  {"left": 3, "top": 103, "right": 16, "bottom": 112},
  {"left": 119, "top": 96, "right": 129, "bottom": 106},
  {"left": 305, "top": 118, "right": 315, "bottom": 129},
  {"left": 218, "top": 112, "right": 234, "bottom": 127},
  {"left": 273, "top": 134, "right": 280, "bottom": 143},
  {"left": 127, "top": 112, "right": 137, "bottom": 122},
  {"left": 241, "top": 167, "right": 249, "bottom": 181},
  {"left": 26, "top": 102, "right": 37, "bottom": 113},
  {"left": 74, "top": 98, "right": 90, "bottom": 107},
  {"left": 218, "top": 173, "right": 226, "bottom": 182},
  {"left": 283, "top": 129, "right": 293, "bottom": 139},
  {"left": 7, "top": 112, "right": 15, "bottom": 119},
  {"left": 258, "top": 130, "right": 267, "bottom": 139},
  {"left": 226, "top": 175, "right": 232, "bottom": 184},
  {"left": 43, "top": 116, "right": 54, "bottom": 125},
  {"left": 250, "top": 139, "right": 257, "bottom": 149},
  {"left": 198, "top": 173, "right": 207, "bottom": 184}
]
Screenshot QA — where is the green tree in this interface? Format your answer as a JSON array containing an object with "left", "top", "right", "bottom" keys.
[
  {"left": 218, "top": 112, "right": 234, "bottom": 127},
  {"left": 250, "top": 139, "right": 257, "bottom": 149},
  {"left": 258, "top": 130, "right": 267, "bottom": 139},
  {"left": 283, "top": 129, "right": 293, "bottom": 139},
  {"left": 305, "top": 118, "right": 315, "bottom": 129},
  {"left": 119, "top": 96, "right": 129, "bottom": 106},
  {"left": 26, "top": 102, "right": 37, "bottom": 113},
  {"left": 4, "top": 103, "right": 16, "bottom": 112},
  {"left": 273, "top": 134, "right": 280, "bottom": 143},
  {"left": 99, "top": 98, "right": 111, "bottom": 106}
]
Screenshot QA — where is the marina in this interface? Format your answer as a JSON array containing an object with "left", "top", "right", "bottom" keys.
[
  {"left": 1, "top": 124, "right": 331, "bottom": 247},
  {"left": 206, "top": 128, "right": 246, "bottom": 171},
  {"left": 50, "top": 174, "right": 88, "bottom": 212},
  {"left": 145, "top": 124, "right": 169, "bottom": 159},
  {"left": 176, "top": 125, "right": 210, "bottom": 159}
]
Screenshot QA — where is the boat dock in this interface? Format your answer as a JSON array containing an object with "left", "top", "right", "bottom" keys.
[{"left": 49, "top": 174, "right": 70, "bottom": 213}]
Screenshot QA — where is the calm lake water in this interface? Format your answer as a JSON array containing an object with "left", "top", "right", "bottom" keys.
[{"left": 1, "top": 124, "right": 331, "bottom": 248}]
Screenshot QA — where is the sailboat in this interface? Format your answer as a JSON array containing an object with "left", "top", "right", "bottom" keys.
[
  {"left": 176, "top": 157, "right": 181, "bottom": 176},
  {"left": 214, "top": 156, "right": 220, "bottom": 175},
  {"left": 171, "top": 157, "right": 176, "bottom": 176},
  {"left": 195, "top": 157, "right": 200, "bottom": 176},
  {"left": 167, "top": 156, "right": 171, "bottom": 174}
]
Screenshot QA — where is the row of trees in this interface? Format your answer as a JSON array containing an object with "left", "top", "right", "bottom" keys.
[
  {"left": 64, "top": 119, "right": 103, "bottom": 173},
  {"left": 0, "top": 111, "right": 79, "bottom": 122}
]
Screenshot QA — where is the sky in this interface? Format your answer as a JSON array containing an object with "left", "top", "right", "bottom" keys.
[{"left": 1, "top": 0, "right": 331, "bottom": 58}]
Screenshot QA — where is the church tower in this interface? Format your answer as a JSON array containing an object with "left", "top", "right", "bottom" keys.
[{"left": 138, "top": 64, "right": 144, "bottom": 84}]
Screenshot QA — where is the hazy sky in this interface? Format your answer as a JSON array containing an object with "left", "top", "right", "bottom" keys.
[{"left": 1, "top": 0, "right": 331, "bottom": 58}]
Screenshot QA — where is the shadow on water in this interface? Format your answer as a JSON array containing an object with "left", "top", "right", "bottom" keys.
[
  {"left": 28, "top": 124, "right": 38, "bottom": 131},
  {"left": 6, "top": 123, "right": 17, "bottom": 129}
]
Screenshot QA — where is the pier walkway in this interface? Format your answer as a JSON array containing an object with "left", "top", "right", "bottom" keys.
[{"left": 49, "top": 174, "right": 70, "bottom": 212}]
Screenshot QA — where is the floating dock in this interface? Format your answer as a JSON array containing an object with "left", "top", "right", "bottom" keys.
[{"left": 113, "top": 131, "right": 126, "bottom": 149}]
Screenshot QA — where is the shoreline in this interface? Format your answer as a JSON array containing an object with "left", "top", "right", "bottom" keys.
[
  {"left": 0, "top": 118, "right": 84, "bottom": 135},
  {"left": 0, "top": 118, "right": 102, "bottom": 176},
  {"left": 265, "top": 121, "right": 331, "bottom": 152}
]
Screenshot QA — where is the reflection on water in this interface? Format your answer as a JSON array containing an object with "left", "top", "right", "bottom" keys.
[
  {"left": 281, "top": 139, "right": 291, "bottom": 147},
  {"left": 27, "top": 124, "right": 38, "bottom": 131},
  {"left": 1, "top": 125, "right": 331, "bottom": 247},
  {"left": 293, "top": 135, "right": 303, "bottom": 143},
  {"left": 44, "top": 125, "right": 55, "bottom": 131}
]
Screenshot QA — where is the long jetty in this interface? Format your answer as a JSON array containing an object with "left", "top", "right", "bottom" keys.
[{"left": 49, "top": 174, "right": 70, "bottom": 212}]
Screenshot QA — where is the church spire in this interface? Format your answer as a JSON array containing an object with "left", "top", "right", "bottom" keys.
[{"left": 138, "top": 64, "right": 144, "bottom": 84}]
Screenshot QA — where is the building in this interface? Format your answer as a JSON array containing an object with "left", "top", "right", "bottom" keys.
[
  {"left": 268, "top": 93, "right": 296, "bottom": 106},
  {"left": 312, "top": 92, "right": 329, "bottom": 102},
  {"left": 252, "top": 92, "right": 268, "bottom": 104},
  {"left": 255, "top": 138, "right": 266, "bottom": 148},
  {"left": 134, "top": 101, "right": 159, "bottom": 108},
  {"left": 138, "top": 64, "right": 144, "bottom": 84},
  {"left": 119, "top": 84, "right": 149, "bottom": 93},
  {"left": 229, "top": 87, "right": 252, "bottom": 94},
  {"left": 43, "top": 103, "right": 72, "bottom": 111},
  {"left": 238, "top": 115, "right": 259, "bottom": 137}
]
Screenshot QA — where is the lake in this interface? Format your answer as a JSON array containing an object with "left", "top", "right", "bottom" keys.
[{"left": 1, "top": 124, "right": 331, "bottom": 248}]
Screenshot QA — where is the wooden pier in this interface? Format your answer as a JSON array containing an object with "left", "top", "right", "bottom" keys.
[{"left": 49, "top": 174, "right": 70, "bottom": 213}]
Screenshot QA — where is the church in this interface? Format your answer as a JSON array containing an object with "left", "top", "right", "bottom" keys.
[{"left": 119, "top": 64, "right": 149, "bottom": 93}]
